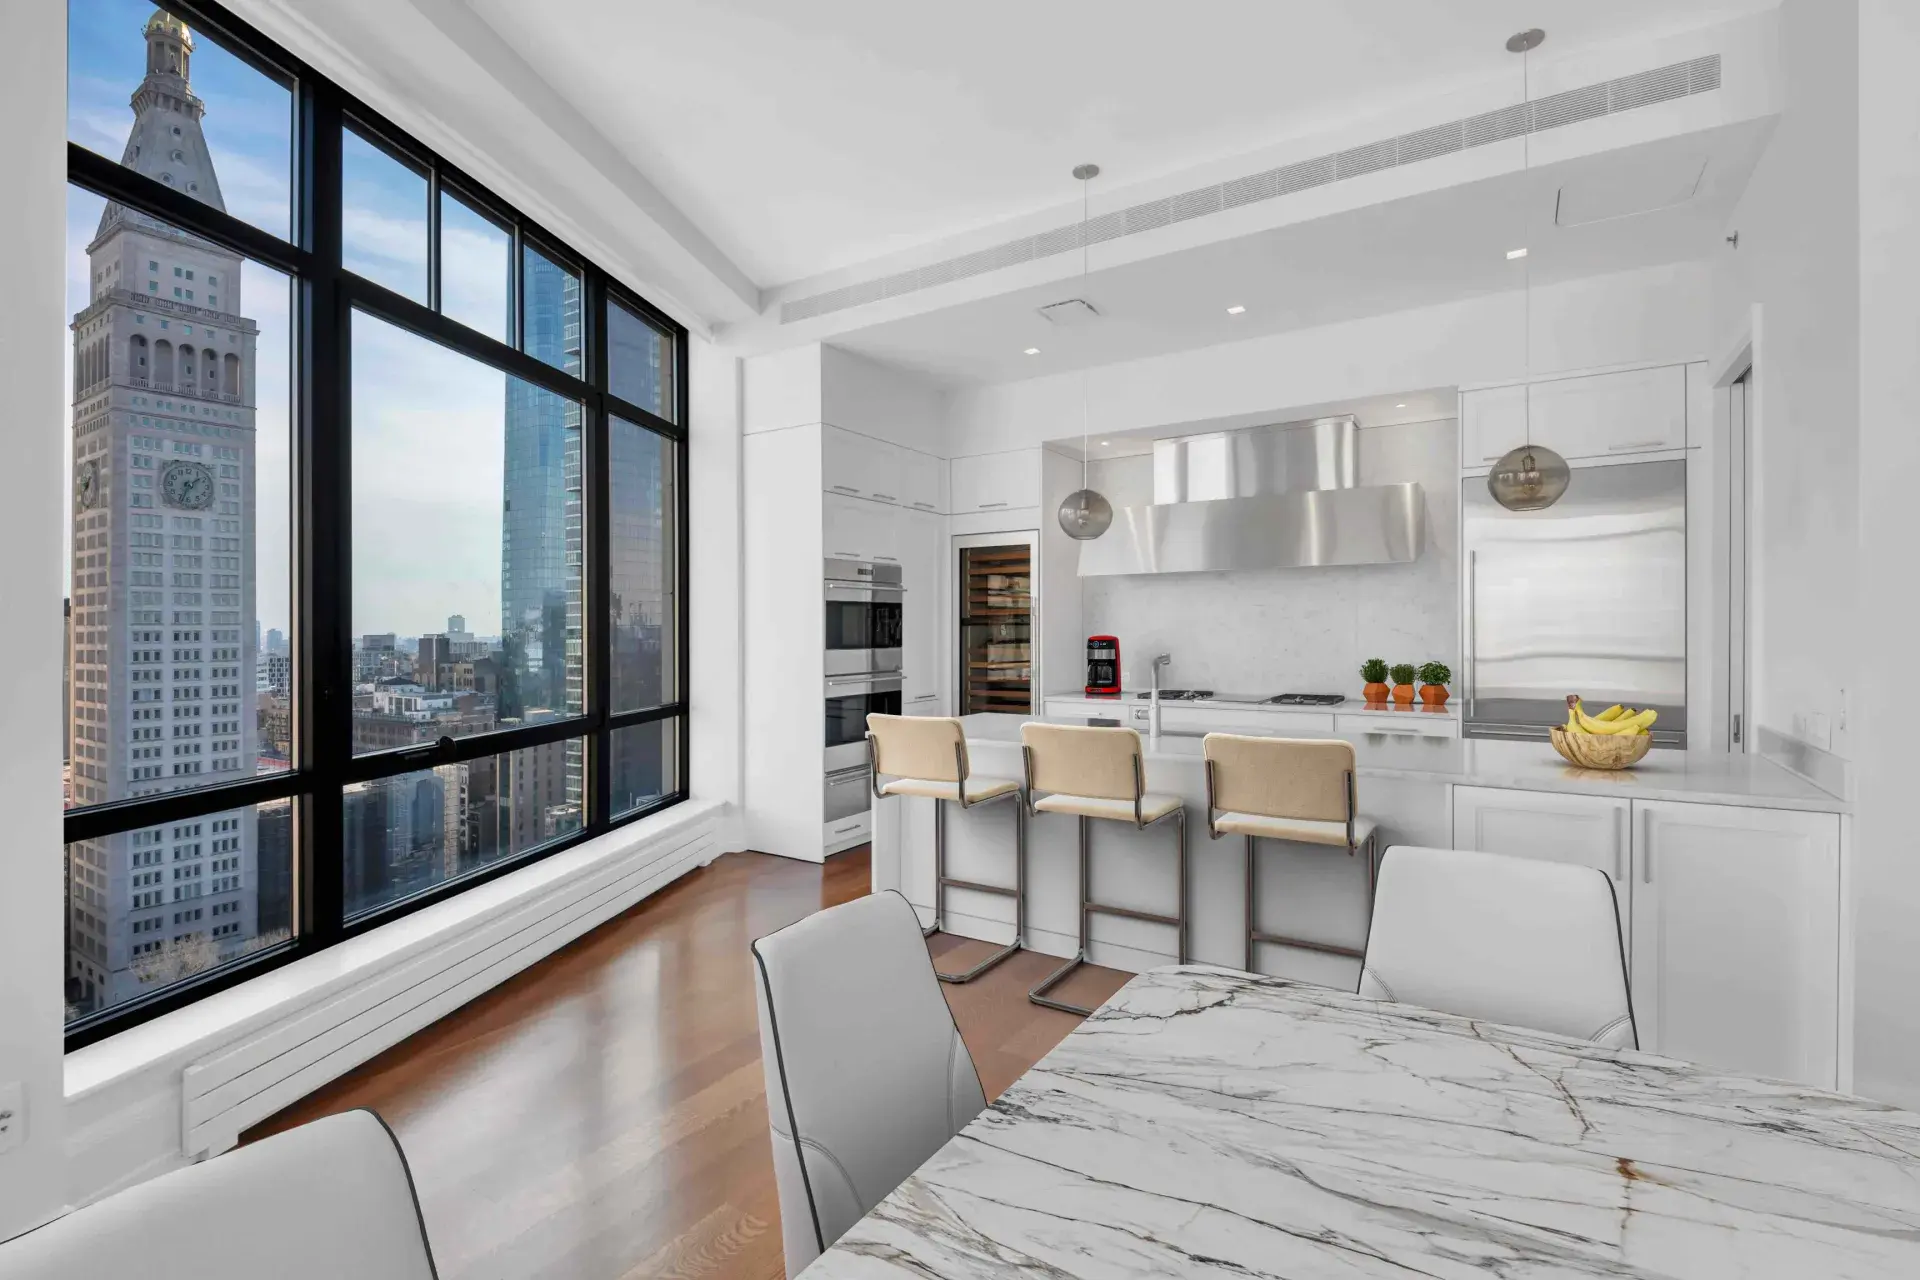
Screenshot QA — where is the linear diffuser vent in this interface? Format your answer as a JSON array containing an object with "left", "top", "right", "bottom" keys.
[{"left": 782, "top": 53, "right": 1721, "bottom": 324}]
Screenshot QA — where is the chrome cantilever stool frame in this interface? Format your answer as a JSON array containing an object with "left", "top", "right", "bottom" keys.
[
  {"left": 1021, "top": 723, "right": 1187, "bottom": 1017},
  {"left": 867, "top": 724, "right": 1025, "bottom": 984},
  {"left": 1201, "top": 733, "right": 1379, "bottom": 976}
]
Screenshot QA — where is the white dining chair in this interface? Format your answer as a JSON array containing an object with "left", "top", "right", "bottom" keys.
[
  {"left": 752, "top": 890, "right": 987, "bottom": 1275},
  {"left": 0, "top": 1109, "right": 438, "bottom": 1279},
  {"left": 1359, "top": 845, "right": 1637, "bottom": 1048}
]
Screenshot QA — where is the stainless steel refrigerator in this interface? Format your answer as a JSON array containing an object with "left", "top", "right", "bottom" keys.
[{"left": 1462, "top": 459, "right": 1687, "bottom": 746}]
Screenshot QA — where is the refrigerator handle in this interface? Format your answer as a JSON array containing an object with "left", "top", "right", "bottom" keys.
[{"left": 1464, "top": 549, "right": 1476, "bottom": 717}]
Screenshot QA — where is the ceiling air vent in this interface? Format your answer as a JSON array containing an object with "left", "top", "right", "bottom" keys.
[
  {"left": 781, "top": 53, "right": 1723, "bottom": 324},
  {"left": 1037, "top": 298, "right": 1100, "bottom": 326}
]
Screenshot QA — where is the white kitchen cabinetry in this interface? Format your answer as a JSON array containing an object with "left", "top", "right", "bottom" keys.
[
  {"left": 1530, "top": 366, "right": 1687, "bottom": 460},
  {"left": 899, "top": 506, "right": 946, "bottom": 713},
  {"left": 1335, "top": 713, "right": 1458, "bottom": 740},
  {"left": 900, "top": 449, "right": 946, "bottom": 514},
  {"left": 823, "top": 492, "right": 900, "bottom": 564},
  {"left": 948, "top": 449, "right": 1041, "bottom": 514},
  {"left": 1451, "top": 786, "right": 1631, "bottom": 945},
  {"left": 1629, "top": 800, "right": 1841, "bottom": 1087},
  {"left": 822, "top": 426, "right": 902, "bottom": 504},
  {"left": 1461, "top": 366, "right": 1688, "bottom": 468}
]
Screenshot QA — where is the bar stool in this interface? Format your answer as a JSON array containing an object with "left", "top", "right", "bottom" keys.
[
  {"left": 1202, "top": 734, "right": 1380, "bottom": 975},
  {"left": 1021, "top": 722, "right": 1186, "bottom": 1015},
  {"left": 867, "top": 714, "right": 1024, "bottom": 983}
]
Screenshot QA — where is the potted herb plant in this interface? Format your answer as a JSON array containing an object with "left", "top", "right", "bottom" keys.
[
  {"left": 1360, "top": 658, "right": 1390, "bottom": 704},
  {"left": 1389, "top": 663, "right": 1418, "bottom": 706},
  {"left": 1418, "top": 660, "right": 1452, "bottom": 707}
]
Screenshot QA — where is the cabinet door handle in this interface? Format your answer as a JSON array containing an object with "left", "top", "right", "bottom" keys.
[
  {"left": 1640, "top": 809, "right": 1652, "bottom": 884},
  {"left": 977, "top": 501, "right": 1008, "bottom": 509},
  {"left": 910, "top": 692, "right": 939, "bottom": 702},
  {"left": 830, "top": 484, "right": 860, "bottom": 494},
  {"left": 912, "top": 501, "right": 936, "bottom": 510},
  {"left": 1608, "top": 440, "right": 1670, "bottom": 452},
  {"left": 830, "top": 549, "right": 860, "bottom": 558},
  {"left": 1481, "top": 453, "right": 1507, "bottom": 462},
  {"left": 874, "top": 555, "right": 899, "bottom": 562},
  {"left": 872, "top": 493, "right": 897, "bottom": 502},
  {"left": 830, "top": 821, "right": 863, "bottom": 836},
  {"left": 1614, "top": 805, "right": 1626, "bottom": 882}
]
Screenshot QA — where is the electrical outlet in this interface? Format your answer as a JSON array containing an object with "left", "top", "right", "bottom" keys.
[{"left": 0, "top": 1081, "right": 22, "bottom": 1155}]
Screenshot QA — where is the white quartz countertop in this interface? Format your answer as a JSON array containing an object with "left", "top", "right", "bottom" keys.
[
  {"left": 1045, "top": 689, "right": 1458, "bottom": 720},
  {"left": 812, "top": 967, "right": 1920, "bottom": 1278},
  {"left": 965, "top": 712, "right": 1849, "bottom": 813}
]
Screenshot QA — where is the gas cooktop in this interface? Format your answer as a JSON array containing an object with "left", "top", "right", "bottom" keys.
[
  {"left": 1266, "top": 693, "right": 1347, "bottom": 706},
  {"left": 1134, "top": 689, "right": 1214, "bottom": 701}
]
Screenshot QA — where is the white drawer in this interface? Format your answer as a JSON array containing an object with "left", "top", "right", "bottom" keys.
[{"left": 1335, "top": 713, "right": 1457, "bottom": 739}]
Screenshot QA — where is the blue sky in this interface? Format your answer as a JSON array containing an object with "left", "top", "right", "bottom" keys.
[{"left": 66, "top": 1, "right": 521, "bottom": 636}]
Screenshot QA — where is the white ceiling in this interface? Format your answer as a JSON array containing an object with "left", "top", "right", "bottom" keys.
[
  {"left": 463, "top": 0, "right": 1778, "bottom": 289},
  {"left": 825, "top": 119, "right": 1770, "bottom": 386}
]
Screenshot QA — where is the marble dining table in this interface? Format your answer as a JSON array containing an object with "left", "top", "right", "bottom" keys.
[{"left": 806, "top": 966, "right": 1920, "bottom": 1278}]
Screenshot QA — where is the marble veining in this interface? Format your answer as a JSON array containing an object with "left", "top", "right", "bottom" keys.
[{"left": 808, "top": 967, "right": 1920, "bottom": 1278}]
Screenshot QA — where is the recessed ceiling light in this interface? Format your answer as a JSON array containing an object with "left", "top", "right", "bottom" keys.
[
  {"left": 1506, "top": 247, "right": 1529, "bottom": 260},
  {"left": 1396, "top": 403, "right": 1408, "bottom": 409},
  {"left": 1023, "top": 347, "right": 1041, "bottom": 355},
  {"left": 1226, "top": 305, "right": 1246, "bottom": 315},
  {"left": 1099, "top": 440, "right": 1111, "bottom": 446}
]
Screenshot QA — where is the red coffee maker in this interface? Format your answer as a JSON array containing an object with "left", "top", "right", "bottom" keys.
[{"left": 1085, "top": 635, "right": 1121, "bottom": 696}]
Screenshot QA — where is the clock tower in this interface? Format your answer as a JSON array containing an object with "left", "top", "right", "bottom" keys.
[{"left": 66, "top": 9, "right": 262, "bottom": 1014}]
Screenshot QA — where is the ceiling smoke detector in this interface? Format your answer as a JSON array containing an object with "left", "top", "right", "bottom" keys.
[{"left": 1037, "top": 298, "right": 1101, "bottom": 326}]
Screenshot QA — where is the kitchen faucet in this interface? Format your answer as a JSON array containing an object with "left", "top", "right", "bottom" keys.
[{"left": 1149, "top": 654, "right": 1172, "bottom": 738}]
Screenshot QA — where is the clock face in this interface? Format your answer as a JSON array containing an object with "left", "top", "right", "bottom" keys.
[
  {"left": 161, "top": 460, "right": 215, "bottom": 510},
  {"left": 75, "top": 459, "right": 100, "bottom": 510}
]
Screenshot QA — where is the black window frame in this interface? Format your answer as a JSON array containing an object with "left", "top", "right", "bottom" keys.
[{"left": 62, "top": 0, "right": 690, "bottom": 1050}]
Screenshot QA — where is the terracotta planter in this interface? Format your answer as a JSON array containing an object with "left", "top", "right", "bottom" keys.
[
  {"left": 1362, "top": 682, "right": 1391, "bottom": 703},
  {"left": 1420, "top": 684, "right": 1450, "bottom": 707},
  {"left": 1391, "top": 683, "right": 1416, "bottom": 705}
]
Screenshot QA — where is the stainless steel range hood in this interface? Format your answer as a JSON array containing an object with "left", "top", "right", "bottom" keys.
[{"left": 1077, "top": 415, "right": 1426, "bottom": 576}]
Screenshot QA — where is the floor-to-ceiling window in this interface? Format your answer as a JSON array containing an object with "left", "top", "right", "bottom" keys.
[{"left": 61, "top": 0, "right": 688, "bottom": 1047}]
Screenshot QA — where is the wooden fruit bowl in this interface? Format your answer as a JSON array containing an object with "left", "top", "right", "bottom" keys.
[{"left": 1550, "top": 725, "right": 1652, "bottom": 770}]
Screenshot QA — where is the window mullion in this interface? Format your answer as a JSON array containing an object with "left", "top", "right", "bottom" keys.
[{"left": 587, "top": 274, "right": 613, "bottom": 830}]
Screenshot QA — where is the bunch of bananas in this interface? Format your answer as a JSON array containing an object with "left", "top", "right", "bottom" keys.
[{"left": 1563, "top": 695, "right": 1657, "bottom": 736}]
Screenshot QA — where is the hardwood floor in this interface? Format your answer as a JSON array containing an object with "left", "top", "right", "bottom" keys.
[{"left": 245, "top": 846, "right": 1130, "bottom": 1279}]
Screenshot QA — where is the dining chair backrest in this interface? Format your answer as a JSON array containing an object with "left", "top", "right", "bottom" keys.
[
  {"left": 752, "top": 890, "right": 987, "bottom": 1275},
  {"left": 1359, "top": 845, "right": 1636, "bottom": 1049},
  {"left": 1203, "top": 734, "right": 1355, "bottom": 822},
  {"left": 1020, "top": 722, "right": 1141, "bottom": 801},
  {"left": 867, "top": 713, "right": 967, "bottom": 783},
  {"left": 0, "top": 1109, "right": 437, "bottom": 1280}
]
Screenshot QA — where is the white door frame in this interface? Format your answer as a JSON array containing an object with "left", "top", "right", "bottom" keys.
[{"left": 1710, "top": 308, "right": 1758, "bottom": 754}]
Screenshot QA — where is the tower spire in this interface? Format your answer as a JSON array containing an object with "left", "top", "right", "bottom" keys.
[{"left": 113, "top": 9, "right": 227, "bottom": 214}]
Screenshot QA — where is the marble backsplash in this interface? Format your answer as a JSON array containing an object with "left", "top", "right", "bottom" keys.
[{"left": 1081, "top": 418, "right": 1458, "bottom": 696}]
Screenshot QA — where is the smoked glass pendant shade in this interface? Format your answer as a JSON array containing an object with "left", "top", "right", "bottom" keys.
[
  {"left": 1058, "top": 487, "right": 1113, "bottom": 539},
  {"left": 1487, "top": 444, "right": 1571, "bottom": 511}
]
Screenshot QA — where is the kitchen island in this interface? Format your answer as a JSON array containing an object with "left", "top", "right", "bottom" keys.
[{"left": 871, "top": 711, "right": 1853, "bottom": 1088}]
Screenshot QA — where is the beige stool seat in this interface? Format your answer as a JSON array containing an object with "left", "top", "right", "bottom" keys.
[
  {"left": 1211, "top": 811, "right": 1379, "bottom": 846},
  {"left": 880, "top": 776, "right": 1021, "bottom": 804},
  {"left": 1021, "top": 722, "right": 1187, "bottom": 1016},
  {"left": 1033, "top": 791, "right": 1183, "bottom": 823},
  {"left": 1203, "top": 733, "right": 1381, "bottom": 976},
  {"left": 869, "top": 714, "right": 1025, "bottom": 984}
]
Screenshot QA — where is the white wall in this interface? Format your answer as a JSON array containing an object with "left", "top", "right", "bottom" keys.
[
  {"left": 1851, "top": 0, "right": 1920, "bottom": 1109},
  {"left": 687, "top": 340, "right": 744, "bottom": 844},
  {"left": 1711, "top": 0, "right": 1859, "bottom": 776},
  {"left": 742, "top": 342, "right": 947, "bottom": 456},
  {"left": 1078, "top": 419, "right": 1458, "bottom": 694},
  {"left": 0, "top": 0, "right": 70, "bottom": 1238},
  {"left": 947, "top": 262, "right": 1713, "bottom": 456}
]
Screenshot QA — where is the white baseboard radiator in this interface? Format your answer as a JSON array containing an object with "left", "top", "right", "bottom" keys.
[{"left": 181, "top": 810, "right": 717, "bottom": 1159}]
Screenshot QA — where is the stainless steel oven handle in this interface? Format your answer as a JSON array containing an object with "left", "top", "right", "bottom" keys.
[
  {"left": 824, "top": 580, "right": 905, "bottom": 593},
  {"left": 1464, "top": 549, "right": 1476, "bottom": 719},
  {"left": 826, "top": 675, "right": 904, "bottom": 687}
]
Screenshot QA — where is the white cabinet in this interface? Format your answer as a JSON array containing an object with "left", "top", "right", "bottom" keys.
[
  {"left": 900, "top": 449, "right": 946, "bottom": 514},
  {"left": 1629, "top": 800, "right": 1841, "bottom": 1087},
  {"left": 1335, "top": 713, "right": 1458, "bottom": 739},
  {"left": 822, "top": 426, "right": 902, "bottom": 504},
  {"left": 1531, "top": 366, "right": 1687, "bottom": 460},
  {"left": 1461, "top": 366, "right": 1688, "bottom": 468},
  {"left": 898, "top": 507, "right": 945, "bottom": 712},
  {"left": 1451, "top": 787, "right": 1631, "bottom": 945},
  {"left": 948, "top": 449, "right": 1041, "bottom": 513},
  {"left": 1461, "top": 383, "right": 1529, "bottom": 468},
  {"left": 823, "top": 492, "right": 900, "bottom": 563}
]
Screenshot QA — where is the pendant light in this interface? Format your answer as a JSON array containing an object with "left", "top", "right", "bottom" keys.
[
  {"left": 1058, "top": 163, "right": 1115, "bottom": 540},
  {"left": 1487, "top": 28, "right": 1571, "bottom": 513}
]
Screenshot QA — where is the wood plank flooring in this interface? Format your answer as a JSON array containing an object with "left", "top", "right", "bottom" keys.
[{"left": 244, "top": 846, "right": 1130, "bottom": 1279}]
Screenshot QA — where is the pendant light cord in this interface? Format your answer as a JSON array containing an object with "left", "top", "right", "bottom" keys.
[
  {"left": 1081, "top": 175, "right": 1091, "bottom": 489},
  {"left": 1522, "top": 42, "right": 1533, "bottom": 449}
]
